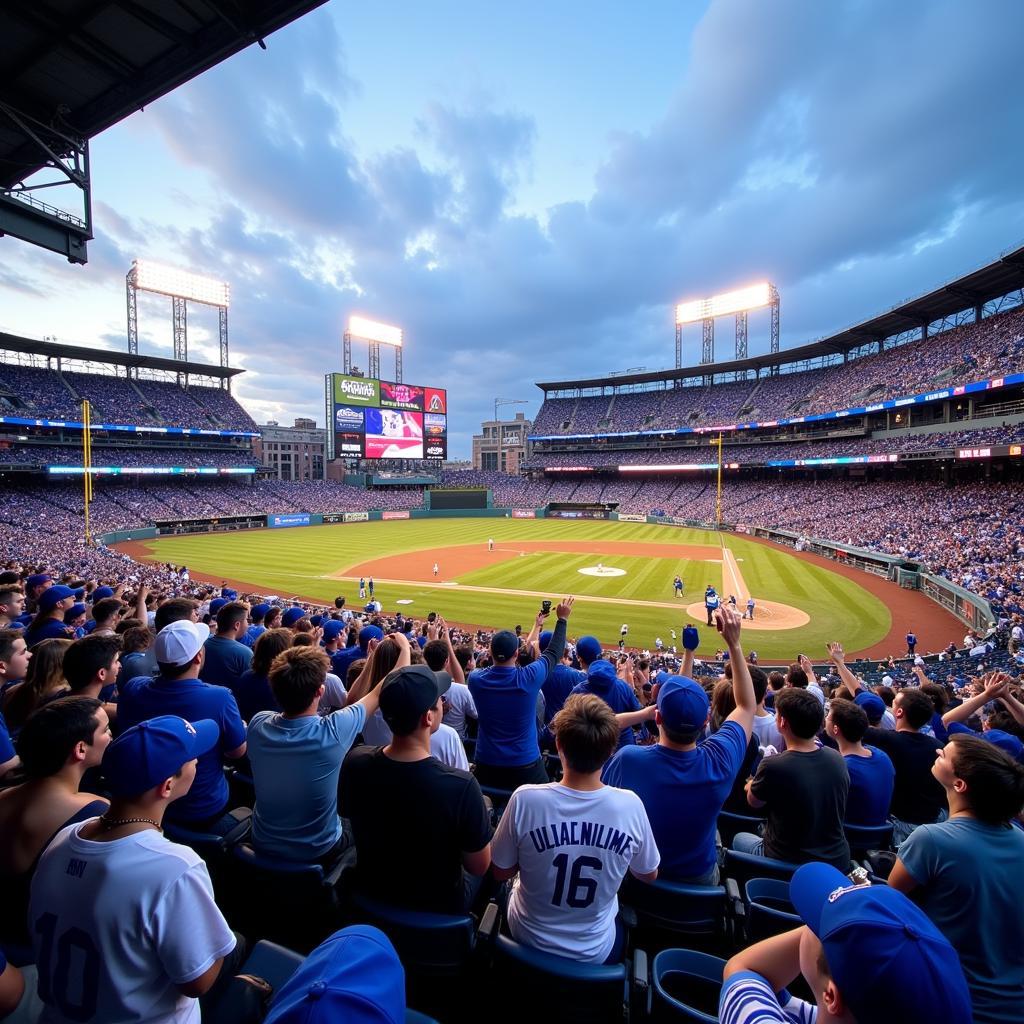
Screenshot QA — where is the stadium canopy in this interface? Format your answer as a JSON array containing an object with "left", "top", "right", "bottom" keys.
[
  {"left": 0, "top": 0, "right": 328, "bottom": 263},
  {"left": 537, "top": 241, "right": 1024, "bottom": 392},
  {"left": 0, "top": 331, "right": 242, "bottom": 379}
]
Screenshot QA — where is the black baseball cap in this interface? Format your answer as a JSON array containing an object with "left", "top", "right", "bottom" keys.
[
  {"left": 379, "top": 664, "right": 452, "bottom": 735},
  {"left": 491, "top": 629, "right": 520, "bottom": 660}
]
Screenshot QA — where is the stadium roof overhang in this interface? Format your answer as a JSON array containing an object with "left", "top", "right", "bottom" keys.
[
  {"left": 0, "top": 0, "right": 328, "bottom": 263},
  {"left": 0, "top": 331, "right": 242, "bottom": 378},
  {"left": 537, "top": 241, "right": 1024, "bottom": 392}
]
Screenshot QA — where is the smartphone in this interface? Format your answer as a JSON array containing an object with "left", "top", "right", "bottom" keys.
[
  {"left": 515, "top": 624, "right": 522, "bottom": 636},
  {"left": 541, "top": 600, "right": 551, "bottom": 615},
  {"left": 427, "top": 612, "right": 437, "bottom": 623}
]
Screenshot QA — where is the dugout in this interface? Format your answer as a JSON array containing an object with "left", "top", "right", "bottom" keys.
[{"left": 546, "top": 502, "right": 614, "bottom": 520}]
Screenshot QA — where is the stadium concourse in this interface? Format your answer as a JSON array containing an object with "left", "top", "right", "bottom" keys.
[{"left": 3, "top": 297, "right": 1024, "bottom": 1023}]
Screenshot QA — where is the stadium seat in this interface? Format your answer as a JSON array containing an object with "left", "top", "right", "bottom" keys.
[
  {"left": 163, "top": 808, "right": 252, "bottom": 864},
  {"left": 224, "top": 843, "right": 349, "bottom": 953},
  {"left": 716, "top": 810, "right": 764, "bottom": 847},
  {"left": 723, "top": 848, "right": 801, "bottom": 887},
  {"left": 478, "top": 901, "right": 641, "bottom": 1024},
  {"left": 477, "top": 783, "right": 516, "bottom": 819},
  {"left": 648, "top": 949, "right": 726, "bottom": 1023},
  {"left": 619, "top": 875, "right": 731, "bottom": 953},
  {"left": 742, "top": 878, "right": 801, "bottom": 943},
  {"left": 843, "top": 822, "right": 894, "bottom": 858}
]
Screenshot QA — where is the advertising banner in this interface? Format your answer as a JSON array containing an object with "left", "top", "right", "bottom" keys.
[
  {"left": 424, "top": 387, "right": 447, "bottom": 414},
  {"left": 334, "top": 404, "right": 366, "bottom": 433},
  {"left": 333, "top": 375, "right": 380, "bottom": 406},
  {"left": 268, "top": 513, "right": 311, "bottom": 529},
  {"left": 512, "top": 509, "right": 537, "bottom": 518},
  {"left": 322, "top": 513, "right": 344, "bottom": 524},
  {"left": 424, "top": 438, "right": 447, "bottom": 460},
  {"left": 344, "top": 511, "right": 370, "bottom": 522},
  {"left": 379, "top": 381, "right": 424, "bottom": 411},
  {"left": 335, "top": 432, "right": 364, "bottom": 456},
  {"left": 382, "top": 510, "right": 410, "bottom": 520},
  {"left": 424, "top": 412, "right": 447, "bottom": 436},
  {"left": 364, "top": 408, "right": 424, "bottom": 459},
  {"left": 617, "top": 514, "right": 647, "bottom": 522}
]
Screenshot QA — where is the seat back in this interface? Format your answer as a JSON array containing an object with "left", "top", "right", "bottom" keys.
[
  {"left": 844, "top": 822, "right": 894, "bottom": 856},
  {"left": 239, "top": 940, "right": 304, "bottom": 991},
  {"left": 744, "top": 878, "right": 801, "bottom": 942},
  {"left": 723, "top": 848, "right": 799, "bottom": 888},
  {"left": 651, "top": 948, "right": 725, "bottom": 1023},
  {"left": 621, "top": 876, "right": 727, "bottom": 940},
  {"left": 716, "top": 810, "right": 764, "bottom": 846}
]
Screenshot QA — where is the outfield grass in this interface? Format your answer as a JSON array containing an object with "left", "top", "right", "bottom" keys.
[{"left": 129, "top": 519, "right": 891, "bottom": 661}]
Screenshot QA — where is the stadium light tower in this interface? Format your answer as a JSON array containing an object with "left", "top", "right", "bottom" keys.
[
  {"left": 494, "top": 397, "right": 528, "bottom": 475},
  {"left": 126, "top": 259, "right": 231, "bottom": 387},
  {"left": 675, "top": 281, "right": 780, "bottom": 365},
  {"left": 344, "top": 315, "right": 404, "bottom": 381}
]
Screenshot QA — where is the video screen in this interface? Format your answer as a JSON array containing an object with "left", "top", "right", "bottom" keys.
[{"left": 328, "top": 375, "right": 447, "bottom": 460}]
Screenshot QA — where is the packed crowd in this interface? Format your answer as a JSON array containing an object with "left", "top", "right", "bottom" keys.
[
  {"left": 0, "top": 446, "right": 259, "bottom": 468},
  {"left": 532, "top": 306, "right": 1024, "bottom": 437},
  {"left": 0, "top": 552, "right": 1021, "bottom": 1022},
  {"left": 0, "top": 363, "right": 257, "bottom": 432}
]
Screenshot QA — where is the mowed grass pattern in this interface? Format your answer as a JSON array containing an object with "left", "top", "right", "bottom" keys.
[{"left": 132, "top": 518, "right": 891, "bottom": 661}]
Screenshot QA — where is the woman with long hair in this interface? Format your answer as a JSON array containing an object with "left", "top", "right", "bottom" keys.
[
  {"left": 234, "top": 628, "right": 293, "bottom": 721},
  {"left": 345, "top": 632, "right": 410, "bottom": 744},
  {"left": 2, "top": 638, "right": 72, "bottom": 734}
]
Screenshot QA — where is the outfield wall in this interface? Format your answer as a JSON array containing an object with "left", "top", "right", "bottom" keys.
[{"left": 99, "top": 505, "right": 994, "bottom": 632}]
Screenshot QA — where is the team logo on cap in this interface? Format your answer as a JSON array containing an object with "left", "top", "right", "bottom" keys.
[{"left": 182, "top": 719, "right": 196, "bottom": 736}]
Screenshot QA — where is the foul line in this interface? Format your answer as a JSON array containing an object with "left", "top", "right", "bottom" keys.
[{"left": 720, "top": 538, "right": 748, "bottom": 601}]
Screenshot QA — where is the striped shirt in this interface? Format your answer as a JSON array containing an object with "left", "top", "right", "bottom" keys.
[{"left": 719, "top": 971, "right": 817, "bottom": 1024}]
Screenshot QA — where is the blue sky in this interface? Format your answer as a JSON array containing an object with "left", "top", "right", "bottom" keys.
[{"left": 2, "top": 0, "right": 1023, "bottom": 457}]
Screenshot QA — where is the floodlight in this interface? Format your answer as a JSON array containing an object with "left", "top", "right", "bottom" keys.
[
  {"left": 133, "top": 260, "right": 230, "bottom": 307},
  {"left": 675, "top": 282, "right": 771, "bottom": 324},
  {"left": 348, "top": 315, "right": 403, "bottom": 348}
]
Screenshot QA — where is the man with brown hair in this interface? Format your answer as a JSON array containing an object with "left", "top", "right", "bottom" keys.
[{"left": 492, "top": 693, "right": 660, "bottom": 964}]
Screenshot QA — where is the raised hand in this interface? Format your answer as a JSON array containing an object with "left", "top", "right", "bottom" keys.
[
  {"left": 826, "top": 641, "right": 845, "bottom": 665},
  {"left": 556, "top": 596, "right": 575, "bottom": 620},
  {"left": 714, "top": 605, "right": 742, "bottom": 648}
]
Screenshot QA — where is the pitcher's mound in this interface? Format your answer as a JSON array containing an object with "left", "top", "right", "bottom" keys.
[
  {"left": 684, "top": 601, "right": 809, "bottom": 630},
  {"left": 578, "top": 566, "right": 627, "bottom": 577}
]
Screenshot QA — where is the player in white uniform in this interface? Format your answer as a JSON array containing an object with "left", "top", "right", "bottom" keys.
[
  {"left": 432, "top": 563, "right": 439, "bottom": 577},
  {"left": 28, "top": 716, "right": 237, "bottom": 1024},
  {"left": 488, "top": 538, "right": 494, "bottom": 551},
  {"left": 492, "top": 693, "right": 659, "bottom": 964}
]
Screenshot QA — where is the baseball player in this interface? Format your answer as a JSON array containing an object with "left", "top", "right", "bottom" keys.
[
  {"left": 488, "top": 538, "right": 494, "bottom": 551},
  {"left": 673, "top": 576, "right": 683, "bottom": 599},
  {"left": 746, "top": 596, "right": 755, "bottom": 620},
  {"left": 704, "top": 586, "right": 720, "bottom": 627},
  {"left": 358, "top": 577, "right": 366, "bottom": 599},
  {"left": 432, "top": 563, "right": 439, "bottom": 578}
]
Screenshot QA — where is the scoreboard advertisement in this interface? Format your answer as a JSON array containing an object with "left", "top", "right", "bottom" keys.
[{"left": 326, "top": 374, "right": 448, "bottom": 460}]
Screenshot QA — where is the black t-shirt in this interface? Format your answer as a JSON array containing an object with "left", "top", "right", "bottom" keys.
[
  {"left": 339, "top": 745, "right": 492, "bottom": 914},
  {"left": 865, "top": 727, "right": 946, "bottom": 825},
  {"left": 721, "top": 734, "right": 762, "bottom": 815},
  {"left": 750, "top": 747, "right": 850, "bottom": 869}
]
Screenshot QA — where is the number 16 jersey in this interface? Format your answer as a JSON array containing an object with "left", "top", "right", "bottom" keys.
[{"left": 492, "top": 783, "right": 660, "bottom": 963}]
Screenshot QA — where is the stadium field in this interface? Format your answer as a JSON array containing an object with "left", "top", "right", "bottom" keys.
[{"left": 118, "top": 518, "right": 955, "bottom": 662}]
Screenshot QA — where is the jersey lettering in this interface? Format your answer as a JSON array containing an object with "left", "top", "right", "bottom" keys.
[
  {"left": 35, "top": 912, "right": 100, "bottom": 1021},
  {"left": 528, "top": 820, "right": 637, "bottom": 858},
  {"left": 550, "top": 853, "right": 602, "bottom": 908}
]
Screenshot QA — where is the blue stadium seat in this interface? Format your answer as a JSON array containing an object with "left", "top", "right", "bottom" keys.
[
  {"left": 723, "top": 848, "right": 801, "bottom": 887},
  {"left": 843, "top": 822, "right": 894, "bottom": 857},
  {"left": 716, "top": 810, "right": 764, "bottom": 846},
  {"left": 743, "top": 878, "right": 801, "bottom": 943},
  {"left": 478, "top": 901, "right": 640, "bottom": 1024},
  {"left": 163, "top": 808, "right": 251, "bottom": 861},
  {"left": 649, "top": 949, "right": 726, "bottom": 1023},
  {"left": 619, "top": 875, "right": 730, "bottom": 952}
]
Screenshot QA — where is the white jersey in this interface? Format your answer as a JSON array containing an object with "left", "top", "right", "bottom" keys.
[
  {"left": 492, "top": 783, "right": 659, "bottom": 963},
  {"left": 29, "top": 822, "right": 235, "bottom": 1024},
  {"left": 430, "top": 723, "right": 469, "bottom": 770},
  {"left": 442, "top": 682, "right": 478, "bottom": 739},
  {"left": 752, "top": 710, "right": 784, "bottom": 751},
  {"left": 318, "top": 672, "right": 348, "bottom": 715}
]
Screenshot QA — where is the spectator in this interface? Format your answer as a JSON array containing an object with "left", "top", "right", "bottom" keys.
[
  {"left": 492, "top": 693, "right": 659, "bottom": 964},
  {"left": 344, "top": 634, "right": 410, "bottom": 745},
  {"left": 201, "top": 601, "right": 253, "bottom": 691},
  {"left": 24, "top": 585, "right": 76, "bottom": 644},
  {"left": 332, "top": 623, "right": 384, "bottom": 681},
  {"left": 866, "top": 688, "right": 946, "bottom": 846},
  {"left": 890, "top": 733, "right": 1024, "bottom": 1022},
  {"left": 117, "top": 624, "right": 156, "bottom": 685},
  {"left": 423, "top": 618, "right": 477, "bottom": 740},
  {"left": 539, "top": 630, "right": 586, "bottom": 738},
  {"left": 0, "top": 697, "right": 111, "bottom": 946},
  {"left": 234, "top": 627, "right": 292, "bottom": 722},
  {"left": 0, "top": 586, "right": 25, "bottom": 630},
  {"left": 570, "top": 643, "right": 643, "bottom": 749},
  {"left": 1, "top": 634, "right": 56, "bottom": 733},
  {"left": 118, "top": 620, "right": 247, "bottom": 835},
  {"left": 89, "top": 597, "right": 125, "bottom": 636},
  {"left": 825, "top": 698, "right": 895, "bottom": 827},
  {"left": 469, "top": 598, "right": 573, "bottom": 790},
  {"left": 246, "top": 645, "right": 381, "bottom": 866},
  {"left": 340, "top": 664, "right": 492, "bottom": 914},
  {"left": 242, "top": 602, "right": 271, "bottom": 649},
  {"left": 750, "top": 665, "right": 784, "bottom": 751},
  {"left": 720, "top": 861, "right": 973, "bottom": 1023},
  {"left": 603, "top": 607, "right": 754, "bottom": 884},
  {"left": 28, "top": 715, "right": 240, "bottom": 1023},
  {"left": 739, "top": 688, "right": 851, "bottom": 869}
]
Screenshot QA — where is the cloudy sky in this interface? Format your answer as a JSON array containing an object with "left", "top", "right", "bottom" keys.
[{"left": 2, "top": 0, "right": 1023, "bottom": 456}]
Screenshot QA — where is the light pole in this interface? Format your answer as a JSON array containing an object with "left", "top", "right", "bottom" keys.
[{"left": 494, "top": 397, "right": 528, "bottom": 474}]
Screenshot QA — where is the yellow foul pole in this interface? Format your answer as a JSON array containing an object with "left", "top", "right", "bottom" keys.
[
  {"left": 82, "top": 399, "right": 93, "bottom": 545},
  {"left": 715, "top": 431, "right": 723, "bottom": 528}
]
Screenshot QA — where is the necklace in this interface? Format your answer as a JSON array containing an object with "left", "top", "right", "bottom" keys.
[{"left": 99, "top": 814, "right": 162, "bottom": 832}]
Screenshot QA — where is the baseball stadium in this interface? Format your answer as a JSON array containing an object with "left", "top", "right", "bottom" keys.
[{"left": 1, "top": 4, "right": 1023, "bottom": 1024}]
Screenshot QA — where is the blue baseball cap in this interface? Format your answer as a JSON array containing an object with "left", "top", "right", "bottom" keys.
[
  {"left": 92, "top": 586, "right": 115, "bottom": 601},
  {"left": 264, "top": 924, "right": 404, "bottom": 1024},
  {"left": 655, "top": 674, "right": 710, "bottom": 732},
  {"left": 853, "top": 691, "right": 887, "bottom": 724},
  {"left": 102, "top": 716, "right": 219, "bottom": 797},
  {"left": 323, "top": 620, "right": 346, "bottom": 642},
  {"left": 790, "top": 862, "right": 972, "bottom": 1024},
  {"left": 282, "top": 607, "right": 306, "bottom": 627},
  {"left": 982, "top": 728, "right": 1024, "bottom": 763},
  {"left": 221, "top": 588, "right": 237, "bottom": 599},
  {"left": 26, "top": 573, "right": 51, "bottom": 590},
  {"left": 64, "top": 603, "right": 87, "bottom": 622},
  {"left": 359, "top": 625, "right": 384, "bottom": 649},
  {"left": 491, "top": 629, "right": 520, "bottom": 660},
  {"left": 38, "top": 585, "right": 76, "bottom": 611},
  {"left": 539, "top": 630, "right": 553, "bottom": 652},
  {"left": 575, "top": 635, "right": 602, "bottom": 665},
  {"left": 208, "top": 597, "right": 228, "bottom": 616},
  {"left": 251, "top": 603, "right": 271, "bottom": 620},
  {"left": 310, "top": 614, "right": 323, "bottom": 627}
]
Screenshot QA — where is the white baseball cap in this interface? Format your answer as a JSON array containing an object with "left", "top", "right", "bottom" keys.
[{"left": 155, "top": 620, "right": 210, "bottom": 667}]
